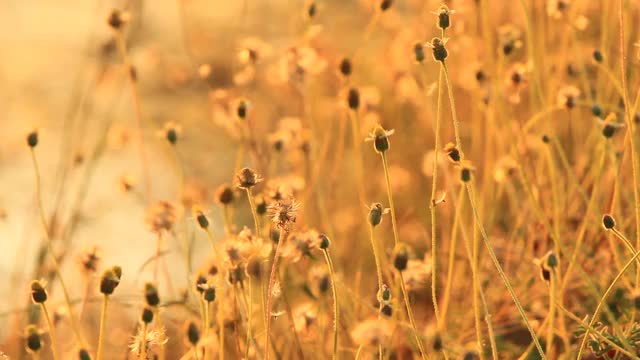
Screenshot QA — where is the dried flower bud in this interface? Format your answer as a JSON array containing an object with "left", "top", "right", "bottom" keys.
[
  {"left": 318, "top": 233, "right": 330, "bottom": 249},
  {"left": 428, "top": 37, "right": 448, "bottom": 62},
  {"left": 460, "top": 162, "right": 475, "bottom": 183},
  {"left": 100, "top": 266, "right": 122, "bottom": 295},
  {"left": 30, "top": 280, "right": 47, "bottom": 304},
  {"left": 541, "top": 134, "right": 550, "bottom": 144},
  {"left": 107, "top": 10, "right": 128, "bottom": 30},
  {"left": 237, "top": 99, "right": 249, "bottom": 119},
  {"left": 306, "top": 2, "right": 316, "bottom": 18},
  {"left": 215, "top": 184, "right": 235, "bottom": 204},
  {"left": 367, "top": 126, "right": 394, "bottom": 153},
  {"left": 463, "top": 351, "right": 480, "bottom": 360},
  {"left": 443, "top": 142, "right": 460, "bottom": 162},
  {"left": 339, "top": 57, "right": 352, "bottom": 77},
  {"left": 380, "top": 303, "right": 392, "bottom": 317},
  {"left": 592, "top": 104, "right": 602, "bottom": 118},
  {"left": 78, "top": 348, "right": 91, "bottom": 360},
  {"left": 195, "top": 274, "right": 207, "bottom": 294},
  {"left": 235, "top": 168, "right": 262, "bottom": 189},
  {"left": 392, "top": 243, "right": 409, "bottom": 271},
  {"left": 144, "top": 282, "right": 160, "bottom": 307},
  {"left": 379, "top": 0, "right": 393, "bottom": 11},
  {"left": 379, "top": 284, "right": 391, "bottom": 303},
  {"left": 187, "top": 321, "right": 200, "bottom": 346},
  {"left": 255, "top": 195, "right": 267, "bottom": 215},
  {"left": 433, "top": 5, "right": 454, "bottom": 30},
  {"left": 602, "top": 214, "right": 615, "bottom": 229},
  {"left": 27, "top": 130, "right": 38, "bottom": 148},
  {"left": 546, "top": 252, "right": 558, "bottom": 269},
  {"left": 368, "top": 203, "right": 387, "bottom": 227},
  {"left": 195, "top": 209, "right": 209, "bottom": 229},
  {"left": 203, "top": 286, "right": 216, "bottom": 302},
  {"left": 141, "top": 306, "right": 154, "bottom": 324},
  {"left": 348, "top": 88, "right": 360, "bottom": 110},
  {"left": 602, "top": 124, "right": 616, "bottom": 138}
]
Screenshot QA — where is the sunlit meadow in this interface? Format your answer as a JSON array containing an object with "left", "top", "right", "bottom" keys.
[{"left": 1, "top": 0, "right": 640, "bottom": 359}]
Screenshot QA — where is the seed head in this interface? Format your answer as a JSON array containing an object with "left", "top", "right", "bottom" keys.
[
  {"left": 26, "top": 129, "right": 39, "bottom": 148},
  {"left": 100, "top": 266, "right": 122, "bottom": 295},
  {"left": 347, "top": 88, "right": 360, "bottom": 110},
  {"left": 24, "top": 325, "right": 42, "bottom": 353},
  {"left": 379, "top": 0, "right": 393, "bottom": 11},
  {"left": 339, "top": 57, "right": 352, "bottom": 77},
  {"left": 443, "top": 142, "right": 461, "bottom": 162},
  {"left": 414, "top": 43, "right": 425, "bottom": 63},
  {"left": 215, "top": 184, "right": 235, "bottom": 204},
  {"left": 592, "top": 104, "right": 602, "bottom": 118},
  {"left": 378, "top": 284, "right": 391, "bottom": 304},
  {"left": 194, "top": 274, "right": 207, "bottom": 294},
  {"left": 592, "top": 49, "right": 603, "bottom": 63},
  {"left": 432, "top": 5, "right": 455, "bottom": 30},
  {"left": 380, "top": 303, "right": 392, "bottom": 317},
  {"left": 306, "top": 1, "right": 316, "bottom": 18},
  {"left": 144, "top": 201, "right": 177, "bottom": 233},
  {"left": 392, "top": 243, "right": 409, "bottom": 271},
  {"left": 236, "top": 98, "right": 250, "bottom": 119},
  {"left": 144, "top": 282, "right": 160, "bottom": 307},
  {"left": 366, "top": 125, "right": 394, "bottom": 153},
  {"left": 107, "top": 9, "right": 129, "bottom": 30},
  {"left": 602, "top": 124, "right": 616, "bottom": 138},
  {"left": 161, "top": 122, "right": 181, "bottom": 145},
  {"left": 198, "top": 282, "right": 216, "bottom": 303},
  {"left": 427, "top": 37, "right": 449, "bottom": 62},
  {"left": 30, "top": 280, "right": 47, "bottom": 304},
  {"left": 141, "top": 306, "right": 154, "bottom": 324},
  {"left": 255, "top": 195, "right": 267, "bottom": 215},
  {"left": 545, "top": 251, "right": 558, "bottom": 269},
  {"left": 367, "top": 203, "right": 389, "bottom": 227},
  {"left": 193, "top": 207, "right": 209, "bottom": 229},
  {"left": 602, "top": 214, "right": 615, "bottom": 230},
  {"left": 459, "top": 161, "right": 475, "bottom": 183},
  {"left": 235, "top": 168, "right": 262, "bottom": 189},
  {"left": 318, "top": 233, "right": 330, "bottom": 249},
  {"left": 267, "top": 196, "right": 300, "bottom": 230}
]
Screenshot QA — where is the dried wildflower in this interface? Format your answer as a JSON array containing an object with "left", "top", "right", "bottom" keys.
[
  {"left": 283, "top": 229, "right": 321, "bottom": 262},
  {"left": 192, "top": 206, "right": 209, "bottom": 229},
  {"left": 547, "top": 0, "right": 570, "bottom": 19},
  {"left": 432, "top": 5, "right": 455, "bottom": 30},
  {"left": 100, "top": 266, "right": 122, "bottom": 295},
  {"left": 30, "top": 280, "right": 48, "bottom": 304},
  {"left": 592, "top": 49, "right": 603, "bottom": 63},
  {"left": 350, "top": 319, "right": 392, "bottom": 348},
  {"left": 427, "top": 37, "right": 449, "bottom": 62},
  {"left": 235, "top": 98, "right": 250, "bottom": 120},
  {"left": 347, "top": 87, "right": 360, "bottom": 110},
  {"left": 267, "top": 196, "right": 300, "bottom": 230},
  {"left": 198, "top": 281, "right": 216, "bottom": 302},
  {"left": 556, "top": 85, "right": 581, "bottom": 110},
  {"left": 235, "top": 168, "right": 262, "bottom": 189},
  {"left": 367, "top": 203, "right": 389, "bottom": 227},
  {"left": 443, "top": 142, "right": 461, "bottom": 162},
  {"left": 498, "top": 25, "right": 523, "bottom": 56},
  {"left": 459, "top": 161, "right": 475, "bottom": 183},
  {"left": 318, "top": 233, "right": 330, "bottom": 249},
  {"left": 378, "top": 284, "right": 391, "bottom": 304},
  {"left": 144, "top": 201, "right": 177, "bottom": 233},
  {"left": 144, "top": 282, "right": 160, "bottom": 307},
  {"left": 78, "top": 245, "right": 101, "bottom": 273},
  {"left": 194, "top": 273, "right": 207, "bottom": 295},
  {"left": 24, "top": 325, "right": 42, "bottom": 353},
  {"left": 392, "top": 243, "right": 410, "bottom": 271},
  {"left": 365, "top": 125, "right": 395, "bottom": 153},
  {"left": 107, "top": 9, "right": 130, "bottom": 30},
  {"left": 129, "top": 325, "right": 168, "bottom": 356}
]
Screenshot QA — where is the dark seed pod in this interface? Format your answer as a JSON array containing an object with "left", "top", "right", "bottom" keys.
[
  {"left": 347, "top": 88, "right": 360, "bottom": 110},
  {"left": 463, "top": 351, "right": 480, "bottom": 360},
  {"left": 602, "top": 124, "right": 616, "bottom": 138},
  {"left": 541, "top": 135, "right": 550, "bottom": 144},
  {"left": 460, "top": 167, "right": 472, "bottom": 183},
  {"left": 30, "top": 280, "right": 47, "bottom": 304},
  {"left": 379, "top": 0, "right": 393, "bottom": 11},
  {"left": 247, "top": 258, "right": 262, "bottom": 278},
  {"left": 237, "top": 100, "right": 248, "bottom": 119},
  {"left": 166, "top": 128, "right": 178, "bottom": 145},
  {"left": 187, "top": 321, "right": 201, "bottom": 346},
  {"left": 107, "top": 10, "right": 126, "bottom": 30},
  {"left": 433, "top": 334, "right": 443, "bottom": 351},
  {"left": 380, "top": 303, "right": 393, "bottom": 317},
  {"left": 430, "top": 38, "right": 448, "bottom": 62},
  {"left": 392, "top": 244, "right": 409, "bottom": 271},
  {"left": 475, "top": 70, "right": 486, "bottom": 83},
  {"left": 195, "top": 274, "right": 207, "bottom": 294},
  {"left": 602, "top": 214, "right": 616, "bottom": 229},
  {"left": 318, "top": 233, "right": 330, "bottom": 249},
  {"left": 144, "top": 282, "right": 160, "bottom": 307},
  {"left": 307, "top": 2, "right": 316, "bottom": 18},
  {"left": 546, "top": 252, "right": 558, "bottom": 269},
  {"left": 27, "top": 130, "right": 39, "bottom": 148},
  {"left": 503, "top": 43, "right": 514, "bottom": 56},
  {"left": 593, "top": 49, "right": 603, "bottom": 63},
  {"left": 541, "top": 267, "right": 551, "bottom": 282},
  {"left": 435, "top": 5, "right": 452, "bottom": 30},
  {"left": 592, "top": 104, "right": 602, "bottom": 118},
  {"left": 443, "top": 143, "right": 460, "bottom": 162},
  {"left": 141, "top": 306, "right": 154, "bottom": 324},
  {"left": 414, "top": 43, "right": 425, "bottom": 63},
  {"left": 196, "top": 211, "right": 209, "bottom": 229},
  {"left": 100, "top": 266, "right": 122, "bottom": 295},
  {"left": 78, "top": 348, "right": 92, "bottom": 360},
  {"left": 24, "top": 325, "right": 42, "bottom": 353},
  {"left": 339, "top": 58, "right": 352, "bottom": 77},
  {"left": 380, "top": 284, "right": 391, "bottom": 303},
  {"left": 216, "top": 184, "right": 235, "bottom": 204},
  {"left": 371, "top": 126, "right": 391, "bottom": 153},
  {"left": 255, "top": 196, "right": 267, "bottom": 215},
  {"left": 203, "top": 287, "right": 216, "bottom": 303},
  {"left": 368, "top": 203, "right": 385, "bottom": 227}
]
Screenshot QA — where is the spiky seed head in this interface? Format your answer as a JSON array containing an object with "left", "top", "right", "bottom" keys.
[
  {"left": 602, "top": 214, "right": 616, "bottom": 229},
  {"left": 347, "top": 88, "right": 360, "bottom": 110},
  {"left": 141, "top": 306, "right": 154, "bottom": 324},
  {"left": 187, "top": 321, "right": 200, "bottom": 346},
  {"left": 392, "top": 243, "right": 409, "bottom": 271},
  {"left": 235, "top": 168, "right": 262, "bottom": 189},
  {"left": 30, "top": 280, "right": 47, "bottom": 304},
  {"left": 144, "top": 282, "right": 160, "bottom": 307}
]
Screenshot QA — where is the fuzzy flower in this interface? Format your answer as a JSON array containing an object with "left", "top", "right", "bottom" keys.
[
  {"left": 144, "top": 201, "right": 177, "bottom": 233},
  {"left": 129, "top": 325, "right": 168, "bottom": 357},
  {"left": 267, "top": 196, "right": 300, "bottom": 230},
  {"left": 282, "top": 229, "right": 321, "bottom": 262}
]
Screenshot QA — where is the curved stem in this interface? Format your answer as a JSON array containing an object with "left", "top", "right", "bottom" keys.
[{"left": 323, "top": 249, "right": 339, "bottom": 360}]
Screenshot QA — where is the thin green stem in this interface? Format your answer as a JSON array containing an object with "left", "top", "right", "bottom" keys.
[{"left": 96, "top": 295, "right": 109, "bottom": 360}]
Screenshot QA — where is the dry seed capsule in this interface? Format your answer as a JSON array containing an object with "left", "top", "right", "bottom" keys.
[
  {"left": 27, "top": 130, "right": 38, "bottom": 148},
  {"left": 602, "top": 214, "right": 616, "bottom": 230},
  {"left": 434, "top": 5, "right": 453, "bottom": 30},
  {"left": 30, "top": 280, "right": 47, "bottom": 304},
  {"left": 78, "top": 348, "right": 92, "bottom": 360},
  {"left": 392, "top": 243, "right": 409, "bottom": 271},
  {"left": 602, "top": 124, "right": 616, "bottom": 138},
  {"left": 235, "top": 168, "right": 261, "bottom": 189},
  {"left": 339, "top": 57, "right": 352, "bottom": 77},
  {"left": 144, "top": 282, "right": 160, "bottom": 307},
  {"left": 443, "top": 142, "right": 460, "bottom": 162},
  {"left": 318, "top": 233, "right": 330, "bottom": 249},
  {"left": 187, "top": 321, "right": 200, "bottom": 346},
  {"left": 429, "top": 38, "right": 448, "bottom": 62},
  {"left": 100, "top": 266, "right": 122, "bottom": 295},
  {"left": 368, "top": 203, "right": 385, "bottom": 227},
  {"left": 380, "top": 303, "right": 392, "bottom": 317},
  {"left": 196, "top": 210, "right": 209, "bottom": 229},
  {"left": 347, "top": 88, "right": 360, "bottom": 110},
  {"left": 414, "top": 43, "right": 425, "bottom": 63},
  {"left": 24, "top": 325, "right": 42, "bottom": 353},
  {"left": 593, "top": 49, "right": 603, "bottom": 63},
  {"left": 141, "top": 306, "right": 154, "bottom": 324},
  {"left": 379, "top": 0, "right": 393, "bottom": 11}
]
